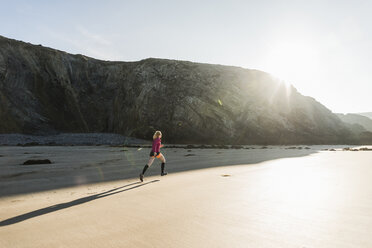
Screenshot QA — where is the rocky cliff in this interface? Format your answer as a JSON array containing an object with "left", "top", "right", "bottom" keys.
[{"left": 0, "top": 35, "right": 369, "bottom": 144}]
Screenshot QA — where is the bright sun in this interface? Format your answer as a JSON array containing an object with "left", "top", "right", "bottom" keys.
[{"left": 263, "top": 41, "right": 320, "bottom": 88}]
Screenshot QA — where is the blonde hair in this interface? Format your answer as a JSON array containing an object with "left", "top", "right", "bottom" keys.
[{"left": 153, "top": 131, "right": 162, "bottom": 139}]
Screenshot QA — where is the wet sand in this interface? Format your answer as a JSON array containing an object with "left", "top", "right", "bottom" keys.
[
  {"left": 0, "top": 146, "right": 315, "bottom": 196},
  {"left": 1, "top": 146, "right": 372, "bottom": 247}
]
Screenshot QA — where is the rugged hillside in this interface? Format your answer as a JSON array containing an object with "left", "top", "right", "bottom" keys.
[
  {"left": 336, "top": 113, "right": 372, "bottom": 132},
  {"left": 0, "top": 35, "right": 368, "bottom": 144},
  {"left": 358, "top": 112, "right": 372, "bottom": 120}
]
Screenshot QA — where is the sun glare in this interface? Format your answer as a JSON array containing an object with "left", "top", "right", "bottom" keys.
[{"left": 264, "top": 41, "right": 320, "bottom": 89}]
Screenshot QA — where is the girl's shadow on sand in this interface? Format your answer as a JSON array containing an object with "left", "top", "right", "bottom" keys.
[{"left": 0, "top": 180, "right": 159, "bottom": 226}]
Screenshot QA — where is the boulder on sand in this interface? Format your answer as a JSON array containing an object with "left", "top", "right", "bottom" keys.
[{"left": 23, "top": 159, "right": 52, "bottom": 165}]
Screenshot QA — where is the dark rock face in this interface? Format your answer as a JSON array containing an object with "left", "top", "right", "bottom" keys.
[{"left": 0, "top": 35, "right": 369, "bottom": 144}]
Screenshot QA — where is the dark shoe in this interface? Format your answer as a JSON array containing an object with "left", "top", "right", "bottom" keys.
[
  {"left": 140, "top": 173, "right": 144, "bottom": 182},
  {"left": 161, "top": 172, "right": 168, "bottom": 176}
]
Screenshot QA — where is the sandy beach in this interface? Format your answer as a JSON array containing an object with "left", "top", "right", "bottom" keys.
[{"left": 1, "top": 146, "right": 372, "bottom": 247}]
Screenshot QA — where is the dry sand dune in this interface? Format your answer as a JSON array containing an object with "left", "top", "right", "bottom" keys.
[{"left": 1, "top": 146, "right": 372, "bottom": 247}]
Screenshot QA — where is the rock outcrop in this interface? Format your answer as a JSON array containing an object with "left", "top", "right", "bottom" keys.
[{"left": 0, "top": 35, "right": 370, "bottom": 144}]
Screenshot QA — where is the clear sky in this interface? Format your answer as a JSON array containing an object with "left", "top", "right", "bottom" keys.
[{"left": 1, "top": 0, "right": 371, "bottom": 113}]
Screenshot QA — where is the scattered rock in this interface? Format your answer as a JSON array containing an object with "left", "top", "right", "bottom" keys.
[
  {"left": 304, "top": 147, "right": 311, "bottom": 149},
  {"left": 329, "top": 149, "right": 336, "bottom": 151},
  {"left": 221, "top": 174, "right": 231, "bottom": 177},
  {"left": 187, "top": 150, "right": 192, "bottom": 152},
  {"left": 261, "top": 146, "right": 268, "bottom": 149},
  {"left": 231, "top": 145, "right": 243, "bottom": 149},
  {"left": 214, "top": 145, "right": 229, "bottom": 149},
  {"left": 1, "top": 134, "right": 150, "bottom": 146},
  {"left": 285, "top": 146, "right": 304, "bottom": 149},
  {"left": 359, "top": 147, "right": 372, "bottom": 151},
  {"left": 344, "top": 147, "right": 372, "bottom": 151},
  {"left": 184, "top": 154, "right": 196, "bottom": 157},
  {"left": 23, "top": 159, "right": 52, "bottom": 165},
  {"left": 23, "top": 142, "right": 40, "bottom": 146}
]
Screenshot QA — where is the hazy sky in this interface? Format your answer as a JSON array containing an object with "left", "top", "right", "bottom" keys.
[{"left": 1, "top": 0, "right": 371, "bottom": 113}]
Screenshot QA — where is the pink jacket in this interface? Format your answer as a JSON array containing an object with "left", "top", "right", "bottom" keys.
[{"left": 152, "top": 138, "right": 161, "bottom": 153}]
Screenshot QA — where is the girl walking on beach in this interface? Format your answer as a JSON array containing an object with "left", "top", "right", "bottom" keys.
[{"left": 140, "top": 131, "right": 167, "bottom": 182}]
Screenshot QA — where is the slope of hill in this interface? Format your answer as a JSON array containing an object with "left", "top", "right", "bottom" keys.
[
  {"left": 0, "top": 35, "right": 368, "bottom": 144},
  {"left": 357, "top": 112, "right": 372, "bottom": 120},
  {"left": 336, "top": 113, "right": 372, "bottom": 132}
]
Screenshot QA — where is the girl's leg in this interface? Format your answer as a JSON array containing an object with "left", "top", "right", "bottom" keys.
[
  {"left": 147, "top": 156, "right": 156, "bottom": 167},
  {"left": 142, "top": 156, "right": 155, "bottom": 174},
  {"left": 158, "top": 154, "right": 167, "bottom": 175},
  {"left": 140, "top": 156, "right": 155, "bottom": 182}
]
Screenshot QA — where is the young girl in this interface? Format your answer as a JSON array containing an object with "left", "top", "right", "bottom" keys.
[{"left": 139, "top": 131, "right": 167, "bottom": 182}]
